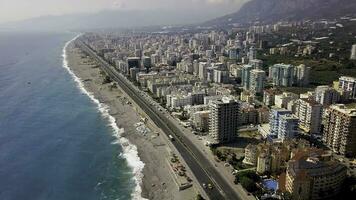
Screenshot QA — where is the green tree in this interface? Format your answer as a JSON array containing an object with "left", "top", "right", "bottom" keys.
[
  {"left": 196, "top": 194, "right": 205, "bottom": 200},
  {"left": 240, "top": 177, "right": 257, "bottom": 192}
]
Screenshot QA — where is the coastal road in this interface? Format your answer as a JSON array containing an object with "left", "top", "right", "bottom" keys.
[{"left": 75, "top": 39, "right": 243, "bottom": 200}]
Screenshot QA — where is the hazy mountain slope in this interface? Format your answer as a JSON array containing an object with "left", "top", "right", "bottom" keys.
[
  {"left": 206, "top": 0, "right": 356, "bottom": 25},
  {"left": 0, "top": 9, "right": 218, "bottom": 31}
]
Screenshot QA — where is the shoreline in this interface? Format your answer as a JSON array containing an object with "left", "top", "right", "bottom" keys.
[
  {"left": 64, "top": 41, "right": 200, "bottom": 200},
  {"left": 62, "top": 37, "right": 146, "bottom": 200}
]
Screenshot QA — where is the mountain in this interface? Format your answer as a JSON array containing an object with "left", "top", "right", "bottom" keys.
[
  {"left": 205, "top": 0, "right": 356, "bottom": 26},
  {"left": 0, "top": 9, "right": 219, "bottom": 31}
]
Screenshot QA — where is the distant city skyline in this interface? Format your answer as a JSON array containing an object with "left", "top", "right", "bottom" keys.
[{"left": 0, "top": 0, "right": 249, "bottom": 23}]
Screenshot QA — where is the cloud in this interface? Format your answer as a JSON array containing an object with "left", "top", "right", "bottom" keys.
[
  {"left": 204, "top": 0, "right": 246, "bottom": 4},
  {"left": 112, "top": 0, "right": 127, "bottom": 9}
]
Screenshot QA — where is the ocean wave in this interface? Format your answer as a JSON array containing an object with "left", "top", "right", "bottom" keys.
[{"left": 62, "top": 35, "right": 147, "bottom": 200}]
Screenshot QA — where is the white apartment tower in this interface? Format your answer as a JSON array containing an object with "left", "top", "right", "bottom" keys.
[
  {"left": 278, "top": 114, "right": 299, "bottom": 141},
  {"left": 198, "top": 62, "right": 208, "bottom": 81},
  {"left": 350, "top": 44, "right": 356, "bottom": 60},
  {"left": 338, "top": 76, "right": 356, "bottom": 99},
  {"left": 296, "top": 98, "right": 323, "bottom": 134},
  {"left": 295, "top": 64, "right": 310, "bottom": 87},
  {"left": 315, "top": 85, "right": 340, "bottom": 106},
  {"left": 241, "top": 64, "right": 253, "bottom": 90},
  {"left": 249, "top": 69, "right": 266, "bottom": 95},
  {"left": 269, "top": 64, "right": 295, "bottom": 87},
  {"left": 249, "top": 46, "right": 257, "bottom": 61},
  {"left": 269, "top": 108, "right": 293, "bottom": 137}
]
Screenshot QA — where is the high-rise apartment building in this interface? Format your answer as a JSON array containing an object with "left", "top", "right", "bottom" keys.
[
  {"left": 269, "top": 64, "right": 295, "bottom": 87},
  {"left": 249, "top": 46, "right": 257, "bottom": 61},
  {"left": 241, "top": 64, "right": 253, "bottom": 90},
  {"left": 269, "top": 108, "right": 293, "bottom": 138},
  {"left": 295, "top": 64, "right": 310, "bottom": 87},
  {"left": 249, "top": 69, "right": 266, "bottom": 95},
  {"left": 249, "top": 59, "right": 263, "bottom": 69},
  {"left": 209, "top": 97, "right": 240, "bottom": 144},
  {"left": 350, "top": 44, "right": 356, "bottom": 60},
  {"left": 315, "top": 85, "right": 340, "bottom": 106},
  {"left": 285, "top": 148, "right": 347, "bottom": 200},
  {"left": 338, "top": 76, "right": 356, "bottom": 100},
  {"left": 278, "top": 114, "right": 299, "bottom": 141},
  {"left": 213, "top": 69, "right": 229, "bottom": 84},
  {"left": 323, "top": 104, "right": 356, "bottom": 157},
  {"left": 198, "top": 62, "right": 208, "bottom": 81},
  {"left": 296, "top": 98, "right": 323, "bottom": 134}
]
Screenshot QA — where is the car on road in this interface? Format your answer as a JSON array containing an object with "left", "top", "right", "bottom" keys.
[{"left": 208, "top": 183, "right": 214, "bottom": 190}]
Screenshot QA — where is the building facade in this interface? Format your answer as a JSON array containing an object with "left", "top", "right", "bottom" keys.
[
  {"left": 322, "top": 104, "right": 356, "bottom": 157},
  {"left": 249, "top": 69, "right": 266, "bottom": 95},
  {"left": 278, "top": 114, "right": 299, "bottom": 141},
  {"left": 315, "top": 85, "right": 340, "bottom": 106},
  {"left": 285, "top": 149, "right": 347, "bottom": 200},
  {"left": 241, "top": 64, "right": 253, "bottom": 90},
  {"left": 351, "top": 44, "right": 356, "bottom": 60},
  {"left": 296, "top": 98, "right": 323, "bottom": 134},
  {"left": 269, "top": 64, "right": 295, "bottom": 87},
  {"left": 269, "top": 108, "right": 293, "bottom": 138},
  {"left": 209, "top": 97, "right": 240, "bottom": 144},
  {"left": 338, "top": 76, "right": 356, "bottom": 100}
]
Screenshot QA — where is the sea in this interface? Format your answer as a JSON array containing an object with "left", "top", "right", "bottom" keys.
[{"left": 0, "top": 31, "right": 144, "bottom": 200}]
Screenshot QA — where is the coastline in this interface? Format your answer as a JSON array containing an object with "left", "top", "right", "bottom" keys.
[
  {"left": 64, "top": 40, "right": 200, "bottom": 200},
  {"left": 62, "top": 35, "right": 146, "bottom": 200}
]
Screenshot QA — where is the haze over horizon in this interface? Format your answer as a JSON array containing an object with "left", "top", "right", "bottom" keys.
[{"left": 0, "top": 0, "right": 249, "bottom": 24}]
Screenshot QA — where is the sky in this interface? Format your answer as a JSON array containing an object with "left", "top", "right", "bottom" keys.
[{"left": 0, "top": 0, "right": 249, "bottom": 23}]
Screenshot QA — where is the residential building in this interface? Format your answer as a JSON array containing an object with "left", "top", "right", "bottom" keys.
[
  {"left": 240, "top": 106, "right": 258, "bottom": 125},
  {"left": 192, "top": 111, "right": 210, "bottom": 132},
  {"left": 269, "top": 64, "right": 295, "bottom": 87},
  {"left": 213, "top": 69, "right": 229, "bottom": 84},
  {"left": 243, "top": 144, "right": 258, "bottom": 165},
  {"left": 204, "top": 95, "right": 223, "bottom": 105},
  {"left": 209, "top": 97, "right": 240, "bottom": 144},
  {"left": 278, "top": 114, "right": 299, "bottom": 141},
  {"left": 269, "top": 108, "right": 293, "bottom": 138},
  {"left": 351, "top": 44, "right": 356, "bottom": 60},
  {"left": 249, "top": 69, "right": 266, "bottom": 95},
  {"left": 166, "top": 94, "right": 192, "bottom": 109},
  {"left": 127, "top": 57, "right": 141, "bottom": 70},
  {"left": 263, "top": 88, "right": 282, "bottom": 107},
  {"left": 249, "top": 59, "right": 263, "bottom": 69},
  {"left": 275, "top": 92, "right": 299, "bottom": 109},
  {"left": 296, "top": 98, "right": 323, "bottom": 134},
  {"left": 249, "top": 46, "right": 257, "bottom": 61},
  {"left": 255, "top": 143, "right": 285, "bottom": 174},
  {"left": 323, "top": 104, "right": 356, "bottom": 157},
  {"left": 285, "top": 149, "right": 347, "bottom": 200},
  {"left": 245, "top": 139, "right": 310, "bottom": 172},
  {"left": 338, "top": 76, "right": 356, "bottom": 100},
  {"left": 315, "top": 85, "right": 340, "bottom": 106},
  {"left": 295, "top": 64, "right": 310, "bottom": 87},
  {"left": 198, "top": 62, "right": 208, "bottom": 81},
  {"left": 141, "top": 56, "right": 151, "bottom": 70},
  {"left": 229, "top": 48, "right": 238, "bottom": 59},
  {"left": 257, "top": 153, "right": 271, "bottom": 174},
  {"left": 241, "top": 64, "right": 253, "bottom": 90}
]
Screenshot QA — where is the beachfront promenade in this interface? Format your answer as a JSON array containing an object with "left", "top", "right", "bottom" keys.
[{"left": 75, "top": 39, "right": 246, "bottom": 200}]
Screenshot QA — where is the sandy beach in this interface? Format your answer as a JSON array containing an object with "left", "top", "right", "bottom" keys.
[{"left": 66, "top": 43, "right": 205, "bottom": 200}]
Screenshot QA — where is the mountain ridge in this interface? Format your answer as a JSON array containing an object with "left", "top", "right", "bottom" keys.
[{"left": 205, "top": 0, "right": 356, "bottom": 26}]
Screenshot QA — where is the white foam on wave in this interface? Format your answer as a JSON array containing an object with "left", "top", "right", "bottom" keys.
[{"left": 62, "top": 35, "right": 147, "bottom": 200}]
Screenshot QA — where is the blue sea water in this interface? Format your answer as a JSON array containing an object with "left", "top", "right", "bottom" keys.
[{"left": 0, "top": 32, "right": 137, "bottom": 200}]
